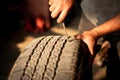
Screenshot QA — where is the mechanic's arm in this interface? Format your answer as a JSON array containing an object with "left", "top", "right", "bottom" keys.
[
  {"left": 75, "top": 14, "right": 120, "bottom": 55},
  {"left": 92, "top": 14, "right": 120, "bottom": 38},
  {"left": 49, "top": 0, "right": 75, "bottom": 23}
]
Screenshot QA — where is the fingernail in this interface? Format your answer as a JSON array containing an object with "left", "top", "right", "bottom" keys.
[
  {"left": 49, "top": 8, "right": 52, "bottom": 12},
  {"left": 57, "top": 19, "right": 61, "bottom": 23},
  {"left": 51, "top": 13, "right": 55, "bottom": 18}
]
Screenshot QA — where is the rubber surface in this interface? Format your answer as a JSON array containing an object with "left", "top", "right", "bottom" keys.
[{"left": 8, "top": 35, "right": 92, "bottom": 80}]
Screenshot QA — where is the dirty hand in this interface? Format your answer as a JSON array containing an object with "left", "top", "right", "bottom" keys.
[
  {"left": 75, "top": 31, "right": 99, "bottom": 55},
  {"left": 49, "top": 0, "right": 74, "bottom": 23}
]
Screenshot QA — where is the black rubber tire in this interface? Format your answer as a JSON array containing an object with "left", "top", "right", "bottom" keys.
[{"left": 8, "top": 35, "right": 93, "bottom": 80}]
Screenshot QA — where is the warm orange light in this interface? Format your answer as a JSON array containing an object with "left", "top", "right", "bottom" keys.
[{"left": 36, "top": 17, "right": 45, "bottom": 29}]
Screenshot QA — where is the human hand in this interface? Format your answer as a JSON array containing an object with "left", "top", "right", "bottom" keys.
[
  {"left": 49, "top": 0, "right": 74, "bottom": 23},
  {"left": 75, "top": 31, "right": 99, "bottom": 55}
]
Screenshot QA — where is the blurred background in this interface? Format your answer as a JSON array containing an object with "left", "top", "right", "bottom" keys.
[{"left": 0, "top": 0, "right": 107, "bottom": 80}]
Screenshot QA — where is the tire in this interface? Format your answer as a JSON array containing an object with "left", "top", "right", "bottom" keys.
[{"left": 8, "top": 35, "right": 93, "bottom": 80}]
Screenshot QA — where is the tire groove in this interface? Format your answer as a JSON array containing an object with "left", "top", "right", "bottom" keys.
[
  {"left": 52, "top": 39, "right": 68, "bottom": 80},
  {"left": 31, "top": 36, "right": 54, "bottom": 79},
  {"left": 42, "top": 36, "right": 62, "bottom": 80},
  {"left": 20, "top": 37, "right": 45, "bottom": 80}
]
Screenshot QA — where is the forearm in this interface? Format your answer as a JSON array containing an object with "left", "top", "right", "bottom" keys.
[{"left": 91, "top": 14, "right": 120, "bottom": 38}]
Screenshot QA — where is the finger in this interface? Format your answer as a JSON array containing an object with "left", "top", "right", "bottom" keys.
[
  {"left": 49, "top": 3, "right": 55, "bottom": 12},
  {"left": 51, "top": 7, "right": 61, "bottom": 19},
  {"left": 74, "top": 34, "right": 82, "bottom": 40},
  {"left": 49, "top": 0, "right": 53, "bottom": 5},
  {"left": 57, "top": 9, "right": 68, "bottom": 23}
]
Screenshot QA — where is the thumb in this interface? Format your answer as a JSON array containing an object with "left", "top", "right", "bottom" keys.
[
  {"left": 87, "top": 42, "right": 94, "bottom": 55},
  {"left": 83, "top": 38, "right": 94, "bottom": 55}
]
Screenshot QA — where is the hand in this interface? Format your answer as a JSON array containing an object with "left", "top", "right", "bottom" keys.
[
  {"left": 75, "top": 31, "right": 99, "bottom": 55},
  {"left": 49, "top": 0, "right": 74, "bottom": 23}
]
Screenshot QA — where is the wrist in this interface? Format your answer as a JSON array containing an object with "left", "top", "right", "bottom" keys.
[{"left": 90, "top": 29, "right": 100, "bottom": 40}]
